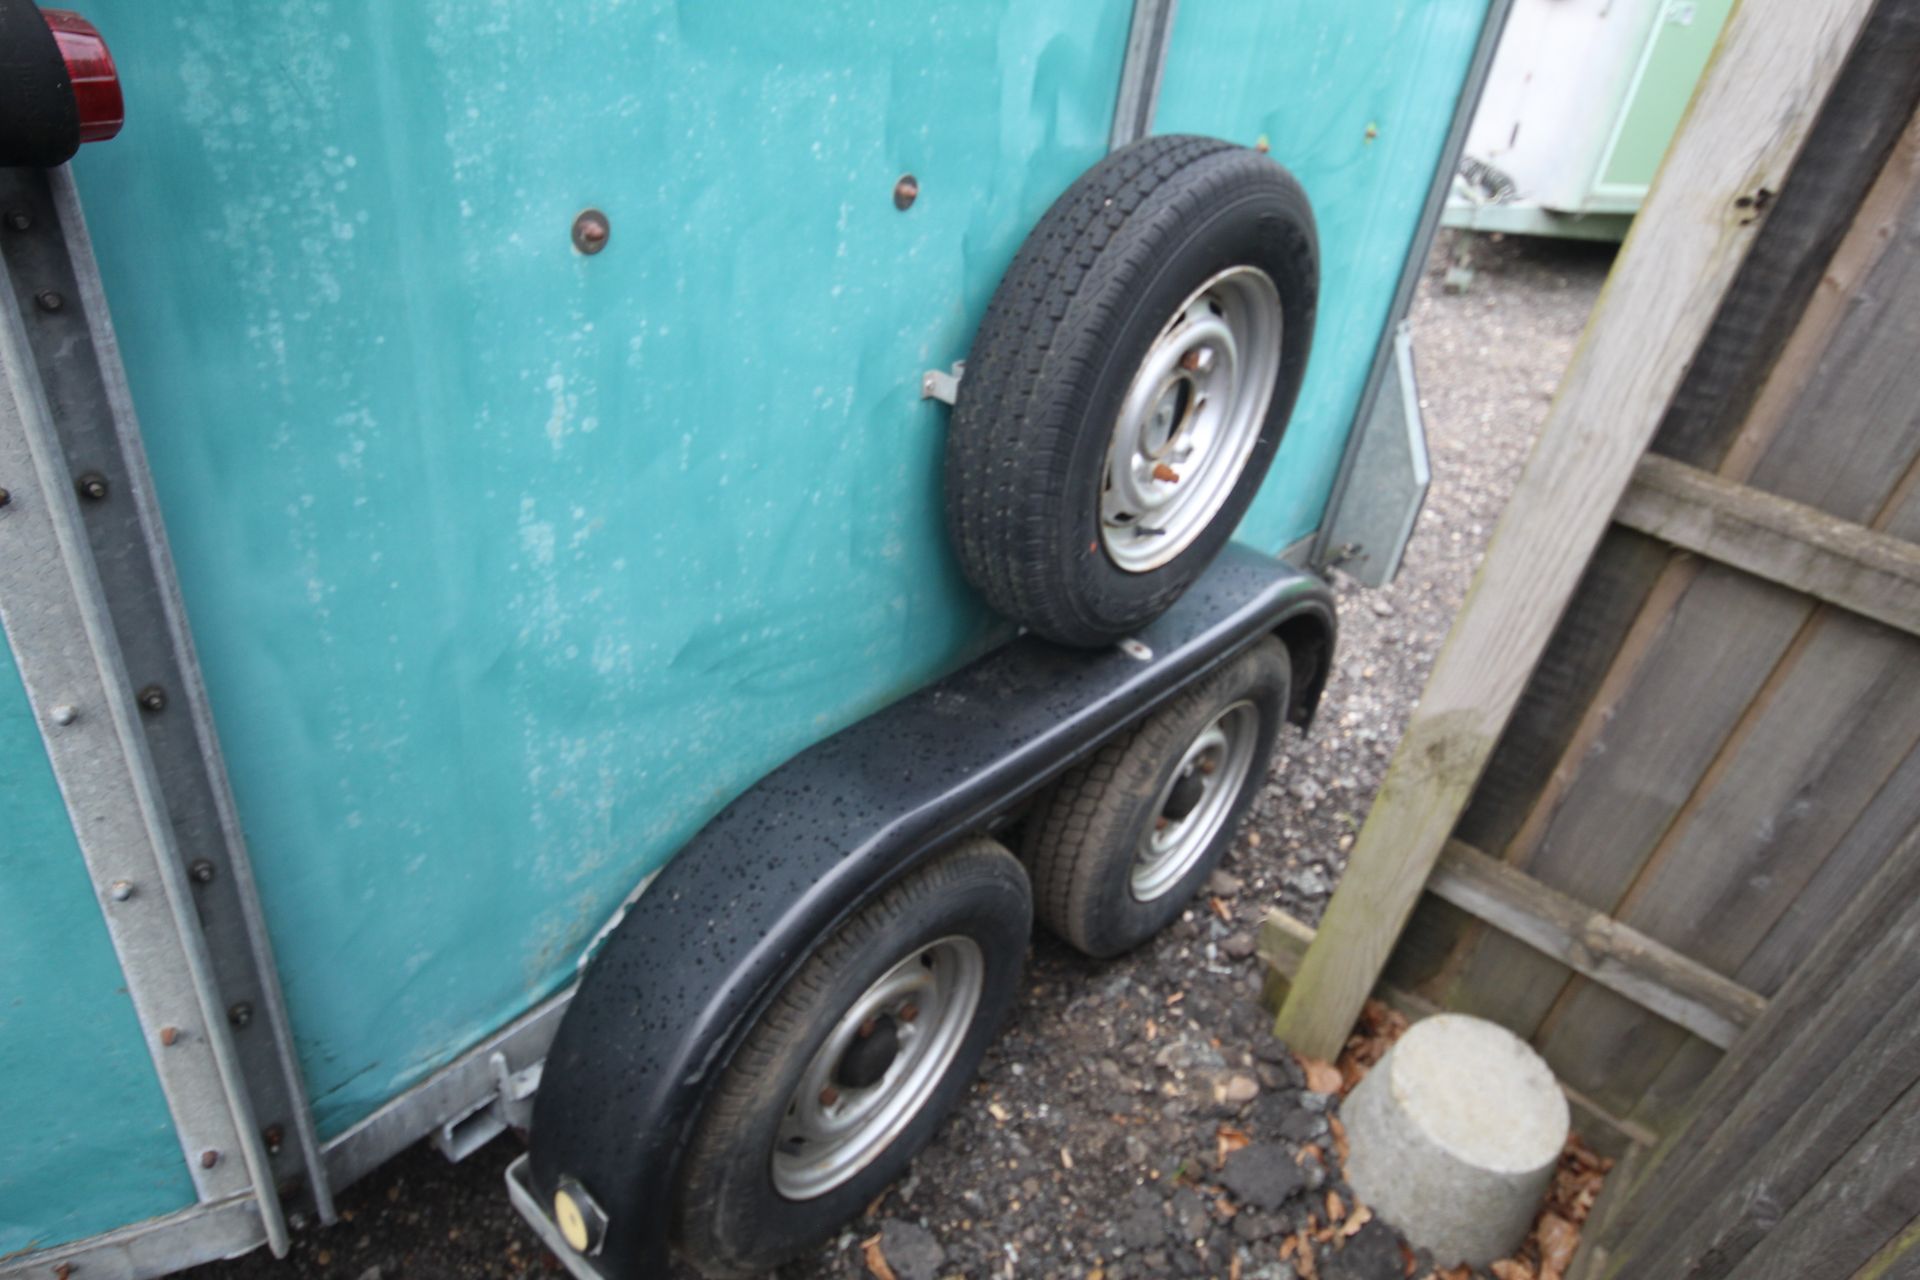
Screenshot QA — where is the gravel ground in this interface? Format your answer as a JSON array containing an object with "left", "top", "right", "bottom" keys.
[{"left": 185, "top": 231, "right": 1613, "bottom": 1280}]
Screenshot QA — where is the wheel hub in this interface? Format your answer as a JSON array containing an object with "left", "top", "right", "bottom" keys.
[
  {"left": 1131, "top": 701, "right": 1261, "bottom": 902},
  {"left": 833, "top": 1015, "right": 901, "bottom": 1089},
  {"left": 771, "top": 937, "right": 986, "bottom": 1201},
  {"left": 1100, "top": 266, "right": 1284, "bottom": 574}
]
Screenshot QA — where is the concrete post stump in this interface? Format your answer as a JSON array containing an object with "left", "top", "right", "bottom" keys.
[{"left": 1341, "top": 1013, "right": 1568, "bottom": 1267}]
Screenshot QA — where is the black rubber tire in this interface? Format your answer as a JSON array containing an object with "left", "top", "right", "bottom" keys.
[
  {"left": 945, "top": 135, "right": 1318, "bottom": 648},
  {"left": 1022, "top": 638, "right": 1289, "bottom": 957},
  {"left": 672, "top": 838, "right": 1032, "bottom": 1278}
]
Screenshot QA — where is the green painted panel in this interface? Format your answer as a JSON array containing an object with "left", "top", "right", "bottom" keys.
[
  {"left": 69, "top": 0, "right": 1135, "bottom": 1136},
  {"left": 0, "top": 643, "right": 195, "bottom": 1254},
  {"left": 1597, "top": 0, "right": 1733, "bottom": 194},
  {"left": 1157, "top": 0, "right": 1492, "bottom": 550},
  {"left": 50, "top": 0, "right": 1494, "bottom": 1154}
]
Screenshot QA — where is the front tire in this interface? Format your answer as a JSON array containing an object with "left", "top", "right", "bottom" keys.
[{"left": 673, "top": 838, "right": 1032, "bottom": 1278}]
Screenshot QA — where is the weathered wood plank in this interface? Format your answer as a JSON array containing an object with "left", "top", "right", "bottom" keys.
[
  {"left": 1271, "top": 0, "right": 1879, "bottom": 1059},
  {"left": 1615, "top": 455, "right": 1920, "bottom": 636},
  {"left": 1705, "top": 1078, "right": 1920, "bottom": 1280},
  {"left": 1849, "top": 1214, "right": 1920, "bottom": 1280},
  {"left": 1423, "top": 842, "right": 1764, "bottom": 1049},
  {"left": 1536, "top": 609, "right": 1920, "bottom": 1110},
  {"left": 1592, "top": 826, "right": 1920, "bottom": 1272}
]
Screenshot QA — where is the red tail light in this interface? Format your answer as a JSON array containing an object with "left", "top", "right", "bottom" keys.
[{"left": 43, "top": 9, "right": 122, "bottom": 144}]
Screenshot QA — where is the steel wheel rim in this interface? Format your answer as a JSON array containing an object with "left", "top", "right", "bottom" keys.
[
  {"left": 1100, "top": 266, "right": 1284, "bottom": 573},
  {"left": 1131, "top": 701, "right": 1260, "bottom": 902},
  {"left": 771, "top": 936, "right": 985, "bottom": 1201}
]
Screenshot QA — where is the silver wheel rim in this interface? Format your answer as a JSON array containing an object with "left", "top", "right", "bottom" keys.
[
  {"left": 1100, "top": 266, "right": 1284, "bottom": 573},
  {"left": 1131, "top": 701, "right": 1261, "bottom": 902},
  {"left": 771, "top": 936, "right": 985, "bottom": 1201}
]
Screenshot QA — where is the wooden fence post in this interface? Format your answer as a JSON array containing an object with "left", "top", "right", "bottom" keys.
[{"left": 1272, "top": 0, "right": 1882, "bottom": 1059}]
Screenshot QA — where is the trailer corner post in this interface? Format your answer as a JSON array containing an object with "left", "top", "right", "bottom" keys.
[{"left": 1272, "top": 0, "right": 1883, "bottom": 1061}]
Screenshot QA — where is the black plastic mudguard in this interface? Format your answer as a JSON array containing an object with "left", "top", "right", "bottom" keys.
[{"left": 527, "top": 543, "right": 1333, "bottom": 1276}]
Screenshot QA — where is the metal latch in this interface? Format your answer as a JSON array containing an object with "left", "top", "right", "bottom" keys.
[{"left": 431, "top": 1052, "right": 544, "bottom": 1163}]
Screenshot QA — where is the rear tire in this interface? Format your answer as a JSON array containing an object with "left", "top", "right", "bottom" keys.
[
  {"left": 673, "top": 839, "right": 1032, "bottom": 1278},
  {"left": 1022, "top": 638, "right": 1289, "bottom": 956}
]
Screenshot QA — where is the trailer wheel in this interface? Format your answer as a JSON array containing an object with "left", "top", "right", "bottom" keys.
[
  {"left": 1022, "top": 638, "right": 1288, "bottom": 956},
  {"left": 673, "top": 838, "right": 1031, "bottom": 1277},
  {"left": 945, "top": 135, "right": 1318, "bottom": 648}
]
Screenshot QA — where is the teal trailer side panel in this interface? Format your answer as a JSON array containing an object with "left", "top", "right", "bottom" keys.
[
  {"left": 0, "top": 645, "right": 195, "bottom": 1254},
  {"left": 1156, "top": 0, "right": 1493, "bottom": 550},
  {"left": 69, "top": 0, "right": 1135, "bottom": 1136}
]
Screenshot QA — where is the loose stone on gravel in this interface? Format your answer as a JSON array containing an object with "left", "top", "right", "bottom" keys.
[
  {"left": 874, "top": 1219, "right": 945, "bottom": 1280},
  {"left": 1217, "top": 1142, "right": 1310, "bottom": 1209}
]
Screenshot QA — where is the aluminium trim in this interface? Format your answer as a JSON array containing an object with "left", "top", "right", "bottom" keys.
[
  {"left": 0, "top": 169, "right": 287, "bottom": 1254},
  {"left": 47, "top": 164, "right": 335, "bottom": 1226},
  {"left": 1309, "top": 0, "right": 1519, "bottom": 574},
  {"left": 0, "top": 241, "right": 267, "bottom": 1226},
  {"left": 1109, "top": 0, "right": 1180, "bottom": 150},
  {"left": 322, "top": 993, "right": 572, "bottom": 1194},
  {"left": 0, "top": 1195, "right": 266, "bottom": 1280}
]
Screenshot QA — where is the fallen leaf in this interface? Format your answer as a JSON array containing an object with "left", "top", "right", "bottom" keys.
[
  {"left": 863, "top": 1188, "right": 889, "bottom": 1219},
  {"left": 1210, "top": 896, "right": 1233, "bottom": 922},
  {"left": 1279, "top": 1235, "right": 1299, "bottom": 1261},
  {"left": 1326, "top": 1190, "right": 1346, "bottom": 1222},
  {"left": 1060, "top": 1146, "right": 1074, "bottom": 1170},
  {"left": 1537, "top": 1211, "right": 1579, "bottom": 1279},
  {"left": 1342, "top": 1204, "right": 1372, "bottom": 1238},
  {"left": 1167, "top": 991, "right": 1186, "bottom": 1006},
  {"left": 986, "top": 1101, "right": 1010, "bottom": 1123},
  {"left": 1329, "top": 1114, "right": 1350, "bottom": 1165},
  {"left": 1216, "top": 1125, "right": 1252, "bottom": 1166},
  {"left": 1295, "top": 1143, "right": 1323, "bottom": 1167},
  {"left": 1145, "top": 1018, "right": 1158, "bottom": 1040},
  {"left": 1230, "top": 1255, "right": 1243, "bottom": 1280},
  {"left": 1296, "top": 1238, "right": 1319, "bottom": 1280},
  {"left": 1490, "top": 1261, "right": 1534, "bottom": 1280},
  {"left": 1300, "top": 1056, "right": 1343, "bottom": 1094},
  {"left": 860, "top": 1233, "right": 897, "bottom": 1280}
]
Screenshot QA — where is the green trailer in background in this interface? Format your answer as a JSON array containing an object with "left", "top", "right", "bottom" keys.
[
  {"left": 1445, "top": 0, "right": 1735, "bottom": 241},
  {"left": 0, "top": 1, "right": 1503, "bottom": 1276}
]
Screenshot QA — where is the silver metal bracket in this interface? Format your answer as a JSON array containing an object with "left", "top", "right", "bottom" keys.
[
  {"left": 920, "top": 360, "right": 964, "bottom": 406},
  {"left": 505, "top": 1154, "right": 606, "bottom": 1280},
  {"left": 431, "top": 1052, "right": 544, "bottom": 1163}
]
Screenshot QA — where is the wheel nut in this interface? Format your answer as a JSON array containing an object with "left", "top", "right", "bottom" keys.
[
  {"left": 1152, "top": 463, "right": 1180, "bottom": 484},
  {"left": 858, "top": 1017, "right": 877, "bottom": 1039},
  {"left": 819, "top": 1086, "right": 839, "bottom": 1107},
  {"left": 1181, "top": 347, "right": 1215, "bottom": 372},
  {"left": 899, "top": 1004, "right": 919, "bottom": 1023}
]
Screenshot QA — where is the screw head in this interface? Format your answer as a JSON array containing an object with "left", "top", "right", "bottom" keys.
[
  {"left": 572, "top": 208, "right": 610, "bottom": 255},
  {"left": 228, "top": 1001, "right": 254, "bottom": 1029},
  {"left": 264, "top": 1124, "right": 285, "bottom": 1155},
  {"left": 893, "top": 175, "right": 919, "bottom": 211},
  {"left": 899, "top": 1003, "right": 919, "bottom": 1023},
  {"left": 109, "top": 879, "right": 135, "bottom": 902},
  {"left": 200, "top": 1149, "right": 220, "bottom": 1169},
  {"left": 75, "top": 471, "right": 108, "bottom": 501},
  {"left": 0, "top": 487, "right": 11, "bottom": 508},
  {"left": 4, "top": 209, "right": 31, "bottom": 232},
  {"left": 818, "top": 1085, "right": 839, "bottom": 1107},
  {"left": 159, "top": 1026, "right": 180, "bottom": 1046},
  {"left": 189, "top": 859, "right": 217, "bottom": 884},
  {"left": 137, "top": 684, "right": 167, "bottom": 713},
  {"left": 35, "top": 290, "right": 64, "bottom": 313}
]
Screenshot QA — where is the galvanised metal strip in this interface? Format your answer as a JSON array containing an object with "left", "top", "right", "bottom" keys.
[
  {"left": 1109, "top": 0, "right": 1180, "bottom": 151},
  {"left": 45, "top": 163, "right": 337, "bottom": 1226},
  {"left": 0, "top": 167, "right": 290, "bottom": 1255}
]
